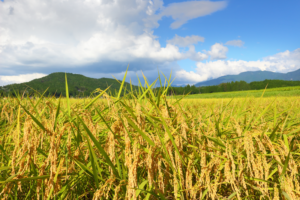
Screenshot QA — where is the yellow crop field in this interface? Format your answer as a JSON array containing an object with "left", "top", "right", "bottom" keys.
[{"left": 1, "top": 85, "right": 300, "bottom": 199}]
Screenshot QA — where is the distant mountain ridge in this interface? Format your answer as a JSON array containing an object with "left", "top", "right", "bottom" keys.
[
  {"left": 0, "top": 72, "right": 137, "bottom": 97},
  {"left": 195, "top": 68, "right": 300, "bottom": 86}
]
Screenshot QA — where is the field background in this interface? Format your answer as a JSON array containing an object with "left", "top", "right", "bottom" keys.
[
  {"left": 171, "top": 86, "right": 300, "bottom": 99},
  {"left": 1, "top": 76, "right": 300, "bottom": 199}
]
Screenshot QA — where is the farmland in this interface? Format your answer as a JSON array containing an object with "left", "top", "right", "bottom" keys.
[
  {"left": 1, "top": 78, "right": 300, "bottom": 199},
  {"left": 173, "top": 86, "right": 300, "bottom": 99}
]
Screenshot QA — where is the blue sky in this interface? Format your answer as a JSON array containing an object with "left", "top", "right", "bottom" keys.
[
  {"left": 156, "top": 0, "right": 300, "bottom": 66},
  {"left": 0, "top": 0, "right": 299, "bottom": 86}
]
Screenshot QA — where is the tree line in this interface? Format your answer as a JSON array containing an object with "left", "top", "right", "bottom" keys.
[
  {"left": 1, "top": 79, "right": 300, "bottom": 97},
  {"left": 165, "top": 79, "right": 300, "bottom": 95}
]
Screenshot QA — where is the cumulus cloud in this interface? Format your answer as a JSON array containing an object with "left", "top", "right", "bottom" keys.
[
  {"left": 207, "top": 43, "right": 228, "bottom": 60},
  {"left": 6, "top": 0, "right": 298, "bottom": 87},
  {"left": 175, "top": 48, "right": 300, "bottom": 84},
  {"left": 225, "top": 39, "right": 245, "bottom": 47},
  {"left": 0, "top": 0, "right": 167, "bottom": 71},
  {"left": 175, "top": 70, "right": 204, "bottom": 83},
  {"left": 0, "top": 0, "right": 227, "bottom": 81},
  {"left": 185, "top": 45, "right": 208, "bottom": 61},
  {"left": 167, "top": 34, "right": 204, "bottom": 47},
  {"left": 0, "top": 73, "right": 47, "bottom": 86}
]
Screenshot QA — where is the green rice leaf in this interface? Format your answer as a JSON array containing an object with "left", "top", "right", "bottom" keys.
[
  {"left": 135, "top": 187, "right": 161, "bottom": 199},
  {"left": 282, "top": 191, "right": 292, "bottom": 200},
  {"left": 85, "top": 135, "right": 99, "bottom": 188},
  {"left": 280, "top": 138, "right": 294, "bottom": 179},
  {"left": 36, "top": 148, "right": 48, "bottom": 158},
  {"left": 283, "top": 134, "right": 289, "bottom": 151},
  {"left": 117, "top": 64, "right": 129, "bottom": 100},
  {"left": 0, "top": 145, "right": 9, "bottom": 161},
  {"left": 269, "top": 118, "right": 284, "bottom": 141},
  {"left": 267, "top": 168, "right": 278, "bottom": 180},
  {"left": 53, "top": 96, "right": 61, "bottom": 131},
  {"left": 123, "top": 115, "right": 155, "bottom": 146},
  {"left": 33, "top": 87, "right": 49, "bottom": 110},
  {"left": 204, "top": 135, "right": 226, "bottom": 150},
  {"left": 73, "top": 159, "right": 93, "bottom": 177},
  {"left": 19, "top": 103, "right": 46, "bottom": 132},
  {"left": 84, "top": 86, "right": 111, "bottom": 109},
  {"left": 65, "top": 72, "right": 71, "bottom": 117},
  {"left": 155, "top": 106, "right": 186, "bottom": 166},
  {"left": 135, "top": 180, "right": 148, "bottom": 198},
  {"left": 95, "top": 108, "right": 123, "bottom": 147},
  {"left": 0, "top": 166, "right": 11, "bottom": 172},
  {"left": 77, "top": 115, "right": 119, "bottom": 178},
  {"left": 1, "top": 175, "right": 50, "bottom": 184},
  {"left": 200, "top": 188, "right": 208, "bottom": 200},
  {"left": 227, "top": 192, "right": 237, "bottom": 199},
  {"left": 138, "top": 79, "right": 157, "bottom": 102}
]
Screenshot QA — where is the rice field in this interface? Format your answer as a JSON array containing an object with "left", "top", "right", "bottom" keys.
[
  {"left": 174, "top": 86, "right": 300, "bottom": 99},
  {"left": 1, "top": 76, "right": 300, "bottom": 199}
]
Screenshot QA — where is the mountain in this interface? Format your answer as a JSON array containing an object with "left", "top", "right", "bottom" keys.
[
  {"left": 0, "top": 72, "right": 137, "bottom": 97},
  {"left": 195, "top": 68, "right": 300, "bottom": 86}
]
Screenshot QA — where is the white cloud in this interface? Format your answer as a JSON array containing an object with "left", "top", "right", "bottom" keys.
[
  {"left": 207, "top": 43, "right": 228, "bottom": 60},
  {"left": 5, "top": 0, "right": 298, "bottom": 87},
  {"left": 225, "top": 39, "right": 245, "bottom": 47},
  {"left": 0, "top": 73, "right": 47, "bottom": 86},
  {"left": 175, "top": 70, "right": 204, "bottom": 83},
  {"left": 156, "top": 1, "right": 227, "bottom": 29},
  {"left": 167, "top": 34, "right": 204, "bottom": 47},
  {"left": 175, "top": 48, "right": 300, "bottom": 84},
  {"left": 262, "top": 49, "right": 300, "bottom": 72},
  {"left": 0, "top": 0, "right": 226, "bottom": 79},
  {"left": 185, "top": 45, "right": 208, "bottom": 61}
]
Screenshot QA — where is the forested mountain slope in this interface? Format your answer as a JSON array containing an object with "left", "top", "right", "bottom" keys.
[{"left": 0, "top": 72, "right": 137, "bottom": 97}]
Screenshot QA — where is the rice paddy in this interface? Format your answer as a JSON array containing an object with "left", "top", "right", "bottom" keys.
[
  {"left": 174, "top": 86, "right": 300, "bottom": 99},
  {"left": 1, "top": 75, "right": 300, "bottom": 199}
]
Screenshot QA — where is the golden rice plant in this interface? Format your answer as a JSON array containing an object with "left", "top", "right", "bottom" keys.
[{"left": 0, "top": 72, "right": 300, "bottom": 199}]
